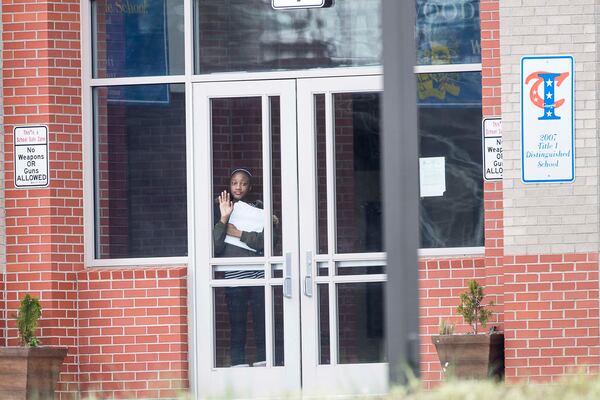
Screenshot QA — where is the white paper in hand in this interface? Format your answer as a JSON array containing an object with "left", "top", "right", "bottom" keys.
[{"left": 224, "top": 201, "right": 265, "bottom": 252}]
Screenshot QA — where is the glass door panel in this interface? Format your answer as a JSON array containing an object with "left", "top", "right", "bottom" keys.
[
  {"left": 333, "top": 92, "right": 383, "bottom": 255},
  {"left": 298, "top": 76, "right": 387, "bottom": 397},
  {"left": 193, "top": 80, "right": 300, "bottom": 398}
]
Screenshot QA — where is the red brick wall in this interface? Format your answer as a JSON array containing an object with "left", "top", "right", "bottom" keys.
[
  {"left": 504, "top": 253, "right": 600, "bottom": 382},
  {"left": 2, "top": 0, "right": 599, "bottom": 396},
  {"left": 419, "top": 0, "right": 502, "bottom": 388},
  {"left": 2, "top": 0, "right": 84, "bottom": 397},
  {"left": 481, "top": 0, "right": 501, "bottom": 118},
  {"left": 0, "top": 279, "right": 5, "bottom": 348},
  {"left": 481, "top": 0, "right": 504, "bottom": 329},
  {"left": 419, "top": 256, "right": 486, "bottom": 387},
  {"left": 77, "top": 267, "right": 188, "bottom": 398},
  {"left": 420, "top": 0, "right": 600, "bottom": 388},
  {"left": 2, "top": 1, "right": 191, "bottom": 399},
  {"left": 0, "top": 6, "right": 5, "bottom": 348}
]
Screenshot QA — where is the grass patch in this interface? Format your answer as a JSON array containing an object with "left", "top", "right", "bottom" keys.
[
  {"left": 391, "top": 375, "right": 600, "bottom": 400},
  {"left": 79, "top": 375, "right": 600, "bottom": 399}
]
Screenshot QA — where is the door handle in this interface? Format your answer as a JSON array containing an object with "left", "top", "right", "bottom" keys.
[
  {"left": 283, "top": 252, "right": 292, "bottom": 299},
  {"left": 304, "top": 251, "right": 313, "bottom": 297}
]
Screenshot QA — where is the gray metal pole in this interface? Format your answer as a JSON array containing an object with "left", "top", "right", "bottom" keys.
[{"left": 382, "top": 0, "right": 420, "bottom": 386}]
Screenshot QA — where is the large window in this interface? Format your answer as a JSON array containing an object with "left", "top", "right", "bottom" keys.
[
  {"left": 86, "top": 0, "right": 483, "bottom": 262},
  {"left": 418, "top": 73, "right": 483, "bottom": 248},
  {"left": 415, "top": 0, "right": 482, "bottom": 249},
  {"left": 194, "top": 0, "right": 381, "bottom": 73},
  {"left": 93, "top": 84, "right": 187, "bottom": 259}
]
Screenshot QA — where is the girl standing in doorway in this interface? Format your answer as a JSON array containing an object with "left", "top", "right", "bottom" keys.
[{"left": 213, "top": 168, "right": 266, "bottom": 367}]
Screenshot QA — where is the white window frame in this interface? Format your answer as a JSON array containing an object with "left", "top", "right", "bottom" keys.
[
  {"left": 80, "top": 0, "right": 484, "bottom": 267},
  {"left": 79, "top": 3, "right": 486, "bottom": 399},
  {"left": 414, "top": 62, "right": 484, "bottom": 257}
]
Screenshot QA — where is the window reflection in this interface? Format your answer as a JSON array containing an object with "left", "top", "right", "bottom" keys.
[
  {"left": 214, "top": 286, "right": 266, "bottom": 367},
  {"left": 211, "top": 97, "right": 265, "bottom": 259},
  {"left": 195, "top": 0, "right": 381, "bottom": 73},
  {"left": 270, "top": 97, "right": 283, "bottom": 257},
  {"left": 315, "top": 94, "right": 328, "bottom": 254},
  {"left": 334, "top": 93, "right": 382, "bottom": 254},
  {"left": 418, "top": 72, "right": 483, "bottom": 248},
  {"left": 92, "top": 0, "right": 185, "bottom": 78},
  {"left": 337, "top": 282, "right": 385, "bottom": 364},
  {"left": 318, "top": 284, "right": 330, "bottom": 365},
  {"left": 93, "top": 84, "right": 187, "bottom": 259},
  {"left": 416, "top": 0, "right": 481, "bottom": 65}
]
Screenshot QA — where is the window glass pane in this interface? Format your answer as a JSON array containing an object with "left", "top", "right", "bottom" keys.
[
  {"left": 271, "top": 264, "right": 283, "bottom": 279},
  {"left": 214, "top": 286, "right": 266, "bottom": 367},
  {"left": 416, "top": 0, "right": 481, "bottom": 65},
  {"left": 315, "top": 94, "right": 328, "bottom": 254},
  {"left": 212, "top": 265, "right": 264, "bottom": 280},
  {"left": 418, "top": 72, "right": 483, "bottom": 248},
  {"left": 336, "top": 262, "right": 385, "bottom": 276},
  {"left": 273, "top": 285, "right": 284, "bottom": 366},
  {"left": 211, "top": 97, "right": 265, "bottom": 259},
  {"left": 318, "top": 284, "right": 330, "bottom": 365},
  {"left": 334, "top": 93, "right": 382, "bottom": 254},
  {"left": 270, "top": 97, "right": 283, "bottom": 257},
  {"left": 317, "top": 262, "right": 328, "bottom": 277},
  {"left": 195, "top": 0, "right": 381, "bottom": 74},
  {"left": 92, "top": 0, "right": 185, "bottom": 78},
  {"left": 94, "top": 84, "right": 187, "bottom": 259},
  {"left": 337, "top": 282, "right": 385, "bottom": 364}
]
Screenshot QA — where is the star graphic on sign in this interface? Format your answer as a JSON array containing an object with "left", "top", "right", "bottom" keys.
[
  {"left": 546, "top": 92, "right": 553, "bottom": 99},
  {"left": 547, "top": 110, "right": 553, "bottom": 117},
  {"left": 546, "top": 79, "right": 553, "bottom": 87}
]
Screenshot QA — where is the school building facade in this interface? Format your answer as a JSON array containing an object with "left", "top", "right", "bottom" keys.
[{"left": 0, "top": 0, "right": 599, "bottom": 398}]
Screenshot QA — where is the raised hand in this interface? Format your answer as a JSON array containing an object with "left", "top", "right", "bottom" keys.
[{"left": 219, "top": 190, "right": 234, "bottom": 224}]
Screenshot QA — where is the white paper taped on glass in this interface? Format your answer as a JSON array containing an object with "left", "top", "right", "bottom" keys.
[
  {"left": 224, "top": 201, "right": 265, "bottom": 252},
  {"left": 419, "top": 157, "right": 446, "bottom": 197}
]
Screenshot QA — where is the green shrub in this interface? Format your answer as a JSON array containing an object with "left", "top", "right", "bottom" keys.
[
  {"left": 16, "top": 294, "right": 42, "bottom": 347},
  {"left": 438, "top": 319, "right": 455, "bottom": 335},
  {"left": 456, "top": 280, "right": 494, "bottom": 334}
]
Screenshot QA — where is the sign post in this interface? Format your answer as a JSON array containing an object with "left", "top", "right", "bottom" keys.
[
  {"left": 521, "top": 55, "right": 574, "bottom": 183},
  {"left": 483, "top": 118, "right": 503, "bottom": 181},
  {"left": 14, "top": 125, "right": 49, "bottom": 188},
  {"left": 383, "top": 0, "right": 420, "bottom": 386}
]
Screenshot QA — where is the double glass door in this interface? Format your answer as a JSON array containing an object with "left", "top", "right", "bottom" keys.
[{"left": 193, "top": 76, "right": 385, "bottom": 398}]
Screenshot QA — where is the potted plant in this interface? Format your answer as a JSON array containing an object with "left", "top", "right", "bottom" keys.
[
  {"left": 0, "top": 294, "right": 68, "bottom": 399},
  {"left": 431, "top": 280, "right": 504, "bottom": 380}
]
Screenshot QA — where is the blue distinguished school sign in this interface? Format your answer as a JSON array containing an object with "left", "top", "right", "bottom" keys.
[{"left": 521, "top": 55, "right": 574, "bottom": 183}]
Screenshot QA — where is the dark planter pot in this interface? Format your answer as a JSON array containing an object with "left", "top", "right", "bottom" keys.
[
  {"left": 432, "top": 333, "right": 504, "bottom": 380},
  {"left": 0, "top": 347, "right": 68, "bottom": 400}
]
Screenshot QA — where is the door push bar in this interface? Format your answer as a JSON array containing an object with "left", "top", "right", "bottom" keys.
[
  {"left": 284, "top": 252, "right": 293, "bottom": 298},
  {"left": 304, "top": 251, "right": 313, "bottom": 297}
]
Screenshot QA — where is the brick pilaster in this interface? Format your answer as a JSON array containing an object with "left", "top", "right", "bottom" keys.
[
  {"left": 2, "top": 0, "right": 83, "bottom": 396},
  {"left": 0, "top": 0, "right": 6, "bottom": 347},
  {"left": 481, "top": 0, "right": 504, "bottom": 329}
]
